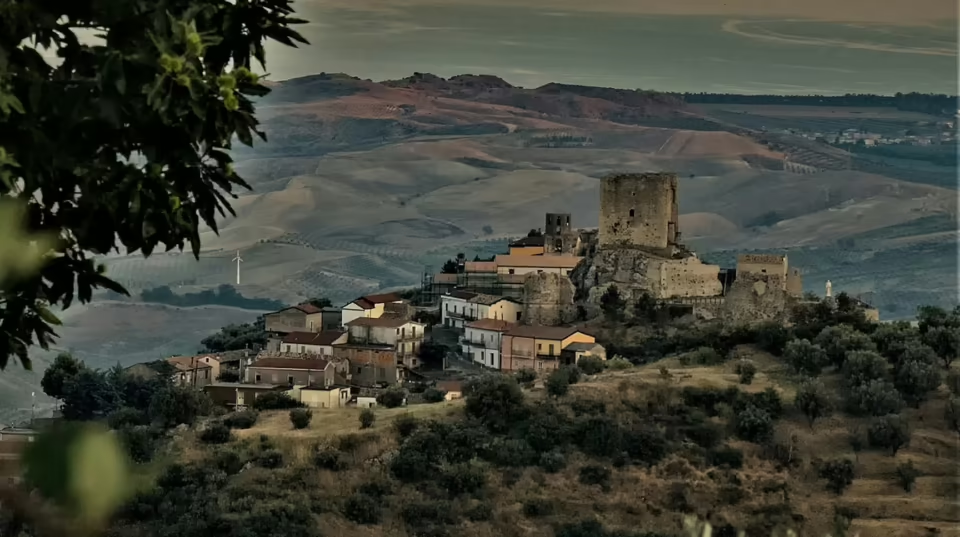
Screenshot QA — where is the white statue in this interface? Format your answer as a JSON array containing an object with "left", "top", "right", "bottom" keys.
[{"left": 825, "top": 280, "right": 833, "bottom": 298}]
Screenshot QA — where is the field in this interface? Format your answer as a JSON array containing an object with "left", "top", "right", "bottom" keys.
[{"left": 695, "top": 105, "right": 944, "bottom": 136}]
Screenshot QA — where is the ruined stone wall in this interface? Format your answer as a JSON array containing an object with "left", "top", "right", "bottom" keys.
[
  {"left": 658, "top": 257, "right": 723, "bottom": 298},
  {"left": 786, "top": 269, "right": 803, "bottom": 297},
  {"left": 598, "top": 173, "right": 678, "bottom": 252},
  {"left": 721, "top": 273, "right": 791, "bottom": 325},
  {"left": 736, "top": 254, "right": 788, "bottom": 289},
  {"left": 521, "top": 272, "right": 577, "bottom": 326}
]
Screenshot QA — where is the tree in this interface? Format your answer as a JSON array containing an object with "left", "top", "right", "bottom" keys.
[
  {"left": 359, "top": 408, "right": 375, "bottom": 429},
  {"left": 306, "top": 297, "right": 332, "bottom": 308},
  {"left": 40, "top": 353, "right": 86, "bottom": 399},
  {"left": 422, "top": 387, "right": 446, "bottom": 403},
  {"left": 0, "top": 0, "right": 309, "bottom": 371},
  {"left": 733, "top": 403, "right": 773, "bottom": 443},
  {"left": 735, "top": 360, "right": 757, "bottom": 385},
  {"left": 546, "top": 368, "right": 572, "bottom": 397},
  {"left": 818, "top": 459, "right": 855, "bottom": 495},
  {"left": 794, "top": 379, "right": 834, "bottom": 429},
  {"left": 61, "top": 368, "right": 121, "bottom": 421},
  {"left": 464, "top": 374, "right": 526, "bottom": 432},
  {"left": 815, "top": 326, "right": 876, "bottom": 368},
  {"left": 577, "top": 356, "right": 605, "bottom": 375},
  {"left": 895, "top": 461, "right": 921, "bottom": 493},
  {"left": 148, "top": 385, "right": 210, "bottom": 428},
  {"left": 841, "top": 350, "right": 889, "bottom": 388},
  {"left": 599, "top": 285, "right": 626, "bottom": 323},
  {"left": 922, "top": 326, "right": 960, "bottom": 369},
  {"left": 845, "top": 379, "right": 903, "bottom": 417},
  {"left": 868, "top": 414, "right": 911, "bottom": 455},
  {"left": 893, "top": 358, "right": 942, "bottom": 408},
  {"left": 783, "top": 338, "right": 828, "bottom": 376},
  {"left": 440, "top": 259, "right": 458, "bottom": 274},
  {"left": 632, "top": 291, "right": 659, "bottom": 324},
  {"left": 376, "top": 387, "right": 406, "bottom": 408},
  {"left": 945, "top": 396, "right": 960, "bottom": 435}
]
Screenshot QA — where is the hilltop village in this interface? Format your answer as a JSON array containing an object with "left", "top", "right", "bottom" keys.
[{"left": 84, "top": 172, "right": 878, "bottom": 412}]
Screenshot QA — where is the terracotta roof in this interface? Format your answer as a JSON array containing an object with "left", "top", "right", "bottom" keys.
[
  {"left": 564, "top": 342, "right": 603, "bottom": 352},
  {"left": 447, "top": 290, "right": 477, "bottom": 301},
  {"left": 466, "top": 319, "right": 515, "bottom": 332},
  {"left": 494, "top": 254, "right": 583, "bottom": 269},
  {"left": 346, "top": 317, "right": 418, "bottom": 328},
  {"left": 167, "top": 356, "right": 214, "bottom": 371},
  {"left": 281, "top": 331, "right": 346, "bottom": 345},
  {"left": 464, "top": 261, "right": 497, "bottom": 273},
  {"left": 469, "top": 293, "right": 516, "bottom": 305},
  {"left": 506, "top": 325, "right": 589, "bottom": 340},
  {"left": 249, "top": 357, "right": 330, "bottom": 370},
  {"left": 294, "top": 303, "right": 323, "bottom": 314}
]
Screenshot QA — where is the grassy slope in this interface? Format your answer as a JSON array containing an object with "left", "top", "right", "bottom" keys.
[{"left": 169, "top": 350, "right": 960, "bottom": 537}]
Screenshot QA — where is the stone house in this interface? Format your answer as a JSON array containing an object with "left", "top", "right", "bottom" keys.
[
  {"left": 501, "top": 325, "right": 596, "bottom": 372},
  {"left": 168, "top": 355, "right": 219, "bottom": 388},
  {"left": 245, "top": 357, "right": 335, "bottom": 388},
  {"left": 279, "top": 330, "right": 347, "bottom": 355},
  {"left": 340, "top": 292, "right": 405, "bottom": 327},
  {"left": 331, "top": 345, "right": 401, "bottom": 386},
  {"left": 462, "top": 318, "right": 515, "bottom": 369},
  {"left": 344, "top": 317, "right": 425, "bottom": 362},
  {"left": 263, "top": 304, "right": 328, "bottom": 334}
]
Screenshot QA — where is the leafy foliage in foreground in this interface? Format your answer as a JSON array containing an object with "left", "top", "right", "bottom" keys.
[{"left": 0, "top": 0, "right": 309, "bottom": 370}]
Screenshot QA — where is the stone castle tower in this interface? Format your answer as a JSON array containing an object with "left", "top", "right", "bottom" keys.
[{"left": 598, "top": 173, "right": 681, "bottom": 256}]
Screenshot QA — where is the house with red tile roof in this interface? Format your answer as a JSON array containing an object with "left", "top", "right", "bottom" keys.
[
  {"left": 244, "top": 356, "right": 335, "bottom": 388},
  {"left": 462, "top": 318, "right": 515, "bottom": 369},
  {"left": 279, "top": 331, "right": 347, "bottom": 356},
  {"left": 340, "top": 292, "right": 404, "bottom": 327}
]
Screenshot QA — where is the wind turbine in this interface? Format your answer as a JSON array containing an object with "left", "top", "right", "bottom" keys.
[{"left": 232, "top": 250, "right": 243, "bottom": 285}]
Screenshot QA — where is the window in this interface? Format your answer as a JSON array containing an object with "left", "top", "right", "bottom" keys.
[
  {"left": 508, "top": 268, "right": 515, "bottom": 274},
  {"left": 287, "top": 375, "right": 294, "bottom": 385},
  {"left": 629, "top": 209, "right": 635, "bottom": 217},
  {"left": 255, "top": 374, "right": 262, "bottom": 383},
  {"left": 548, "top": 344, "right": 555, "bottom": 355},
  {"left": 516, "top": 312, "right": 522, "bottom": 321},
  {"left": 537, "top": 343, "right": 542, "bottom": 350}
]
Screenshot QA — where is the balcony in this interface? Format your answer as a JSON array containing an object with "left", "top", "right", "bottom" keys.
[
  {"left": 460, "top": 338, "right": 499, "bottom": 349},
  {"left": 445, "top": 310, "right": 478, "bottom": 322},
  {"left": 397, "top": 333, "right": 424, "bottom": 343}
]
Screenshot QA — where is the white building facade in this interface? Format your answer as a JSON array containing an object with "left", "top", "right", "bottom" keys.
[{"left": 461, "top": 319, "right": 515, "bottom": 369}]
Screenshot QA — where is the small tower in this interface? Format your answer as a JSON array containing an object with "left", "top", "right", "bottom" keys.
[{"left": 543, "top": 213, "right": 573, "bottom": 254}]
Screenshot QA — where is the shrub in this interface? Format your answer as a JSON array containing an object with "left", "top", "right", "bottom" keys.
[
  {"left": 515, "top": 369, "right": 537, "bottom": 384},
  {"left": 223, "top": 409, "right": 259, "bottom": 429},
  {"left": 868, "top": 414, "right": 911, "bottom": 455},
  {"left": 117, "top": 425, "right": 161, "bottom": 463},
  {"left": 257, "top": 449, "right": 283, "bottom": 468},
  {"left": 819, "top": 458, "right": 855, "bottom": 494},
  {"left": 400, "top": 501, "right": 455, "bottom": 528},
  {"left": 794, "top": 379, "right": 834, "bottom": 428},
  {"left": 314, "top": 447, "right": 347, "bottom": 471},
  {"left": 946, "top": 396, "right": 960, "bottom": 434},
  {"left": 841, "top": 350, "right": 889, "bottom": 388},
  {"left": 148, "top": 385, "right": 212, "bottom": 428},
  {"left": 393, "top": 414, "right": 420, "bottom": 439},
  {"left": 440, "top": 463, "right": 487, "bottom": 496},
  {"left": 376, "top": 387, "right": 406, "bottom": 408},
  {"left": 733, "top": 404, "right": 773, "bottom": 443},
  {"left": 718, "top": 484, "right": 746, "bottom": 505},
  {"left": 546, "top": 368, "right": 572, "bottom": 397},
  {"left": 682, "top": 422, "right": 723, "bottom": 449},
  {"left": 622, "top": 425, "right": 669, "bottom": 466},
  {"left": 108, "top": 407, "right": 149, "bottom": 429},
  {"left": 289, "top": 408, "right": 312, "bottom": 429},
  {"left": 199, "top": 422, "right": 231, "bottom": 444},
  {"left": 359, "top": 408, "right": 375, "bottom": 429},
  {"left": 946, "top": 369, "right": 960, "bottom": 396},
  {"left": 539, "top": 450, "right": 567, "bottom": 473},
  {"left": 251, "top": 391, "right": 303, "bottom": 410},
  {"left": 708, "top": 446, "right": 744, "bottom": 469},
  {"left": 846, "top": 379, "right": 903, "bottom": 416},
  {"left": 575, "top": 415, "right": 623, "bottom": 458},
  {"left": 736, "top": 388, "right": 783, "bottom": 420},
  {"left": 357, "top": 478, "right": 393, "bottom": 499},
  {"left": 343, "top": 493, "right": 381, "bottom": 525},
  {"left": 464, "top": 373, "right": 527, "bottom": 432},
  {"left": 895, "top": 460, "right": 921, "bottom": 492},
  {"left": 735, "top": 359, "right": 757, "bottom": 385},
  {"left": 578, "top": 356, "right": 605, "bottom": 375},
  {"left": 422, "top": 387, "right": 446, "bottom": 403},
  {"left": 522, "top": 497, "right": 554, "bottom": 517},
  {"left": 465, "top": 502, "right": 493, "bottom": 522},
  {"left": 684, "top": 346, "right": 723, "bottom": 366},
  {"left": 606, "top": 356, "right": 633, "bottom": 370},
  {"left": 815, "top": 325, "right": 876, "bottom": 367},
  {"left": 214, "top": 449, "right": 245, "bottom": 475},
  {"left": 578, "top": 464, "right": 612, "bottom": 491},
  {"left": 755, "top": 321, "right": 792, "bottom": 355},
  {"left": 783, "top": 338, "right": 829, "bottom": 376}
]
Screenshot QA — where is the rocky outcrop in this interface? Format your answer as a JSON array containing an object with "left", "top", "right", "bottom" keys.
[
  {"left": 569, "top": 247, "right": 662, "bottom": 319},
  {"left": 721, "top": 274, "right": 791, "bottom": 324}
]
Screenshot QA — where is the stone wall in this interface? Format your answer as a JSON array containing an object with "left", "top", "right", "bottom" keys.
[
  {"left": 521, "top": 272, "right": 578, "bottom": 326},
  {"left": 598, "top": 173, "right": 679, "bottom": 253},
  {"left": 658, "top": 257, "right": 723, "bottom": 298},
  {"left": 720, "top": 273, "right": 792, "bottom": 324}
]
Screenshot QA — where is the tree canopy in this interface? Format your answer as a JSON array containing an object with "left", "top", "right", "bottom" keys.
[{"left": 0, "top": 0, "right": 309, "bottom": 370}]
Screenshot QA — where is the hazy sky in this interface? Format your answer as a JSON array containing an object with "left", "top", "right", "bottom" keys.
[{"left": 305, "top": 0, "right": 957, "bottom": 24}]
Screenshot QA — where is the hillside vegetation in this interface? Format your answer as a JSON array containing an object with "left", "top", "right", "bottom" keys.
[{"left": 14, "top": 299, "right": 953, "bottom": 537}]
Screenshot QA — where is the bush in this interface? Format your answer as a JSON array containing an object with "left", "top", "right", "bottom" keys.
[
  {"left": 755, "top": 321, "right": 792, "bottom": 355},
  {"left": 359, "top": 408, "right": 375, "bottom": 429},
  {"left": 606, "top": 356, "right": 633, "bottom": 370},
  {"left": 214, "top": 449, "right": 245, "bottom": 475},
  {"left": 546, "top": 368, "right": 572, "bottom": 397},
  {"left": 846, "top": 379, "right": 903, "bottom": 416},
  {"left": 464, "top": 373, "right": 527, "bottom": 432},
  {"left": 343, "top": 493, "right": 381, "bottom": 525},
  {"left": 117, "top": 425, "right": 161, "bottom": 463},
  {"left": 357, "top": 478, "right": 393, "bottom": 499},
  {"left": 733, "top": 404, "right": 773, "bottom": 443},
  {"left": 783, "top": 338, "right": 829, "bottom": 376},
  {"left": 376, "top": 387, "right": 406, "bottom": 408},
  {"left": 314, "top": 447, "right": 347, "bottom": 471},
  {"left": 868, "top": 414, "right": 911, "bottom": 455},
  {"left": 222, "top": 409, "right": 259, "bottom": 429},
  {"left": 257, "top": 449, "right": 284, "bottom": 468},
  {"left": 794, "top": 379, "right": 834, "bottom": 428},
  {"left": 578, "top": 356, "right": 605, "bottom": 375},
  {"left": 423, "top": 387, "right": 446, "bottom": 403},
  {"left": 393, "top": 414, "right": 420, "bottom": 439},
  {"left": 539, "top": 450, "right": 567, "bottom": 473},
  {"left": 578, "top": 464, "right": 612, "bottom": 491},
  {"left": 946, "top": 396, "right": 960, "bottom": 434},
  {"left": 819, "top": 459, "right": 855, "bottom": 494},
  {"left": 815, "top": 325, "right": 876, "bottom": 367},
  {"left": 465, "top": 502, "right": 493, "bottom": 522},
  {"left": 708, "top": 446, "right": 744, "bottom": 469},
  {"left": 148, "top": 385, "right": 212, "bottom": 428},
  {"left": 894, "top": 359, "right": 942, "bottom": 407},
  {"left": 440, "top": 463, "right": 487, "bottom": 496},
  {"left": 735, "top": 360, "right": 757, "bottom": 385},
  {"left": 895, "top": 460, "right": 921, "bottom": 492},
  {"left": 842, "top": 350, "right": 889, "bottom": 388},
  {"left": 946, "top": 369, "right": 960, "bottom": 396},
  {"left": 683, "top": 347, "right": 724, "bottom": 366},
  {"left": 514, "top": 369, "right": 537, "bottom": 384},
  {"left": 522, "top": 497, "right": 554, "bottom": 517},
  {"left": 251, "top": 391, "right": 303, "bottom": 411},
  {"left": 108, "top": 407, "right": 149, "bottom": 429},
  {"left": 199, "top": 422, "right": 232, "bottom": 444},
  {"left": 289, "top": 408, "right": 313, "bottom": 429}
]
